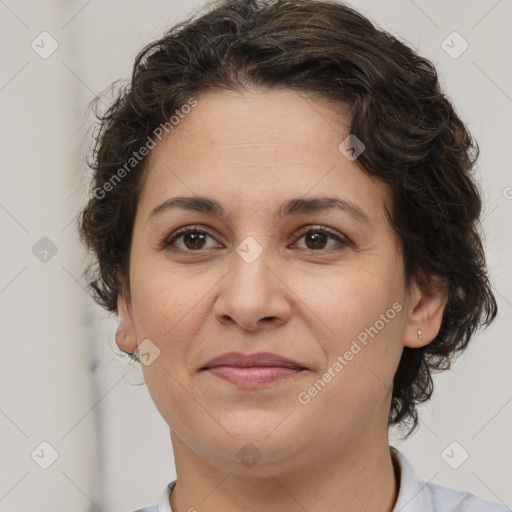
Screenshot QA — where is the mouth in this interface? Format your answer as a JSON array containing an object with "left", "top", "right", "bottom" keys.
[{"left": 200, "top": 352, "right": 308, "bottom": 388}]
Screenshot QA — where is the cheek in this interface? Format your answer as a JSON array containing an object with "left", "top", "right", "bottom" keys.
[
  {"left": 130, "top": 266, "right": 198, "bottom": 341},
  {"left": 141, "top": 364, "right": 211, "bottom": 447},
  {"left": 298, "top": 264, "right": 404, "bottom": 343},
  {"left": 296, "top": 263, "right": 406, "bottom": 397},
  {"left": 131, "top": 272, "right": 203, "bottom": 428}
]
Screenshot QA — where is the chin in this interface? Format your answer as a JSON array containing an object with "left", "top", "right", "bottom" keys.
[
  {"left": 211, "top": 435, "right": 308, "bottom": 477},
  {"left": 221, "top": 408, "right": 292, "bottom": 436}
]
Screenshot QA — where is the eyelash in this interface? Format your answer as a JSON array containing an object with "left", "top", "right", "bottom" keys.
[{"left": 160, "top": 224, "right": 351, "bottom": 254}]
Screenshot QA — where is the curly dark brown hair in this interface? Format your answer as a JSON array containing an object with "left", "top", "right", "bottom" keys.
[{"left": 78, "top": 0, "right": 497, "bottom": 436}]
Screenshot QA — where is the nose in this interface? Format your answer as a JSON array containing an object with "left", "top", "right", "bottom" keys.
[{"left": 213, "top": 244, "right": 292, "bottom": 332}]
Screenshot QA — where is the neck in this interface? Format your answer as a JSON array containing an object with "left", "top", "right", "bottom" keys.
[{"left": 168, "top": 432, "right": 399, "bottom": 512}]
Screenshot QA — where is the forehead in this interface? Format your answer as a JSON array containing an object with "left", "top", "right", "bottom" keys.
[
  {"left": 154, "top": 88, "right": 352, "bottom": 163},
  {"left": 138, "top": 89, "right": 391, "bottom": 222}
]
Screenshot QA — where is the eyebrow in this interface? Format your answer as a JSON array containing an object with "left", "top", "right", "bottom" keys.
[{"left": 148, "top": 196, "right": 371, "bottom": 225}]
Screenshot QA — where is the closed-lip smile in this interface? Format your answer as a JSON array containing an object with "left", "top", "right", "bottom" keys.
[{"left": 200, "top": 352, "right": 308, "bottom": 388}]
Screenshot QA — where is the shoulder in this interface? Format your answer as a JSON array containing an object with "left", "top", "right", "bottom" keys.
[
  {"left": 391, "top": 447, "right": 511, "bottom": 512},
  {"left": 420, "top": 480, "right": 511, "bottom": 511},
  {"left": 129, "top": 481, "right": 176, "bottom": 512}
]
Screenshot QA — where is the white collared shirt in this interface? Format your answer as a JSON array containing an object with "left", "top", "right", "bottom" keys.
[{"left": 133, "top": 446, "right": 510, "bottom": 511}]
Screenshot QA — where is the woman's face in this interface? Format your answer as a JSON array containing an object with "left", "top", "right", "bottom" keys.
[{"left": 117, "top": 88, "right": 443, "bottom": 474}]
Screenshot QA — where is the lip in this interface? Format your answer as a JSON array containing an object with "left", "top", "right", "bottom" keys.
[
  {"left": 202, "top": 351, "right": 306, "bottom": 369},
  {"left": 200, "top": 352, "right": 307, "bottom": 389}
]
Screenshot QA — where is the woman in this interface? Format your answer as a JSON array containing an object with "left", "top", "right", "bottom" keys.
[{"left": 78, "top": 0, "right": 507, "bottom": 511}]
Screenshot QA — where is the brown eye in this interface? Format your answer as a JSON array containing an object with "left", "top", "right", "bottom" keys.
[
  {"left": 180, "top": 231, "right": 209, "bottom": 250},
  {"left": 304, "top": 231, "right": 329, "bottom": 250},
  {"left": 293, "top": 226, "right": 350, "bottom": 252},
  {"left": 162, "top": 227, "right": 219, "bottom": 252},
  {"left": 161, "top": 225, "right": 350, "bottom": 254}
]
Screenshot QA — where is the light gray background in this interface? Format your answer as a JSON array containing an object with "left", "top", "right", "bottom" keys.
[{"left": 0, "top": 0, "right": 510, "bottom": 511}]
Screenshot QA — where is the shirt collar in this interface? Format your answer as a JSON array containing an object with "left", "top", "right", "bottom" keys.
[
  {"left": 156, "top": 481, "right": 175, "bottom": 512},
  {"left": 391, "top": 446, "right": 432, "bottom": 511}
]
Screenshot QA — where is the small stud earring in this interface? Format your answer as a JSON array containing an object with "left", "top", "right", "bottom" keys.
[{"left": 417, "top": 328, "right": 423, "bottom": 341}]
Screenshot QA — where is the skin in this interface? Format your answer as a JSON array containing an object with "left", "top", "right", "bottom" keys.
[{"left": 116, "top": 88, "right": 447, "bottom": 512}]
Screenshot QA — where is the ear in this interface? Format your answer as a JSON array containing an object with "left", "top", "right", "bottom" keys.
[
  {"left": 404, "top": 277, "right": 448, "bottom": 348},
  {"left": 115, "top": 283, "right": 138, "bottom": 354}
]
